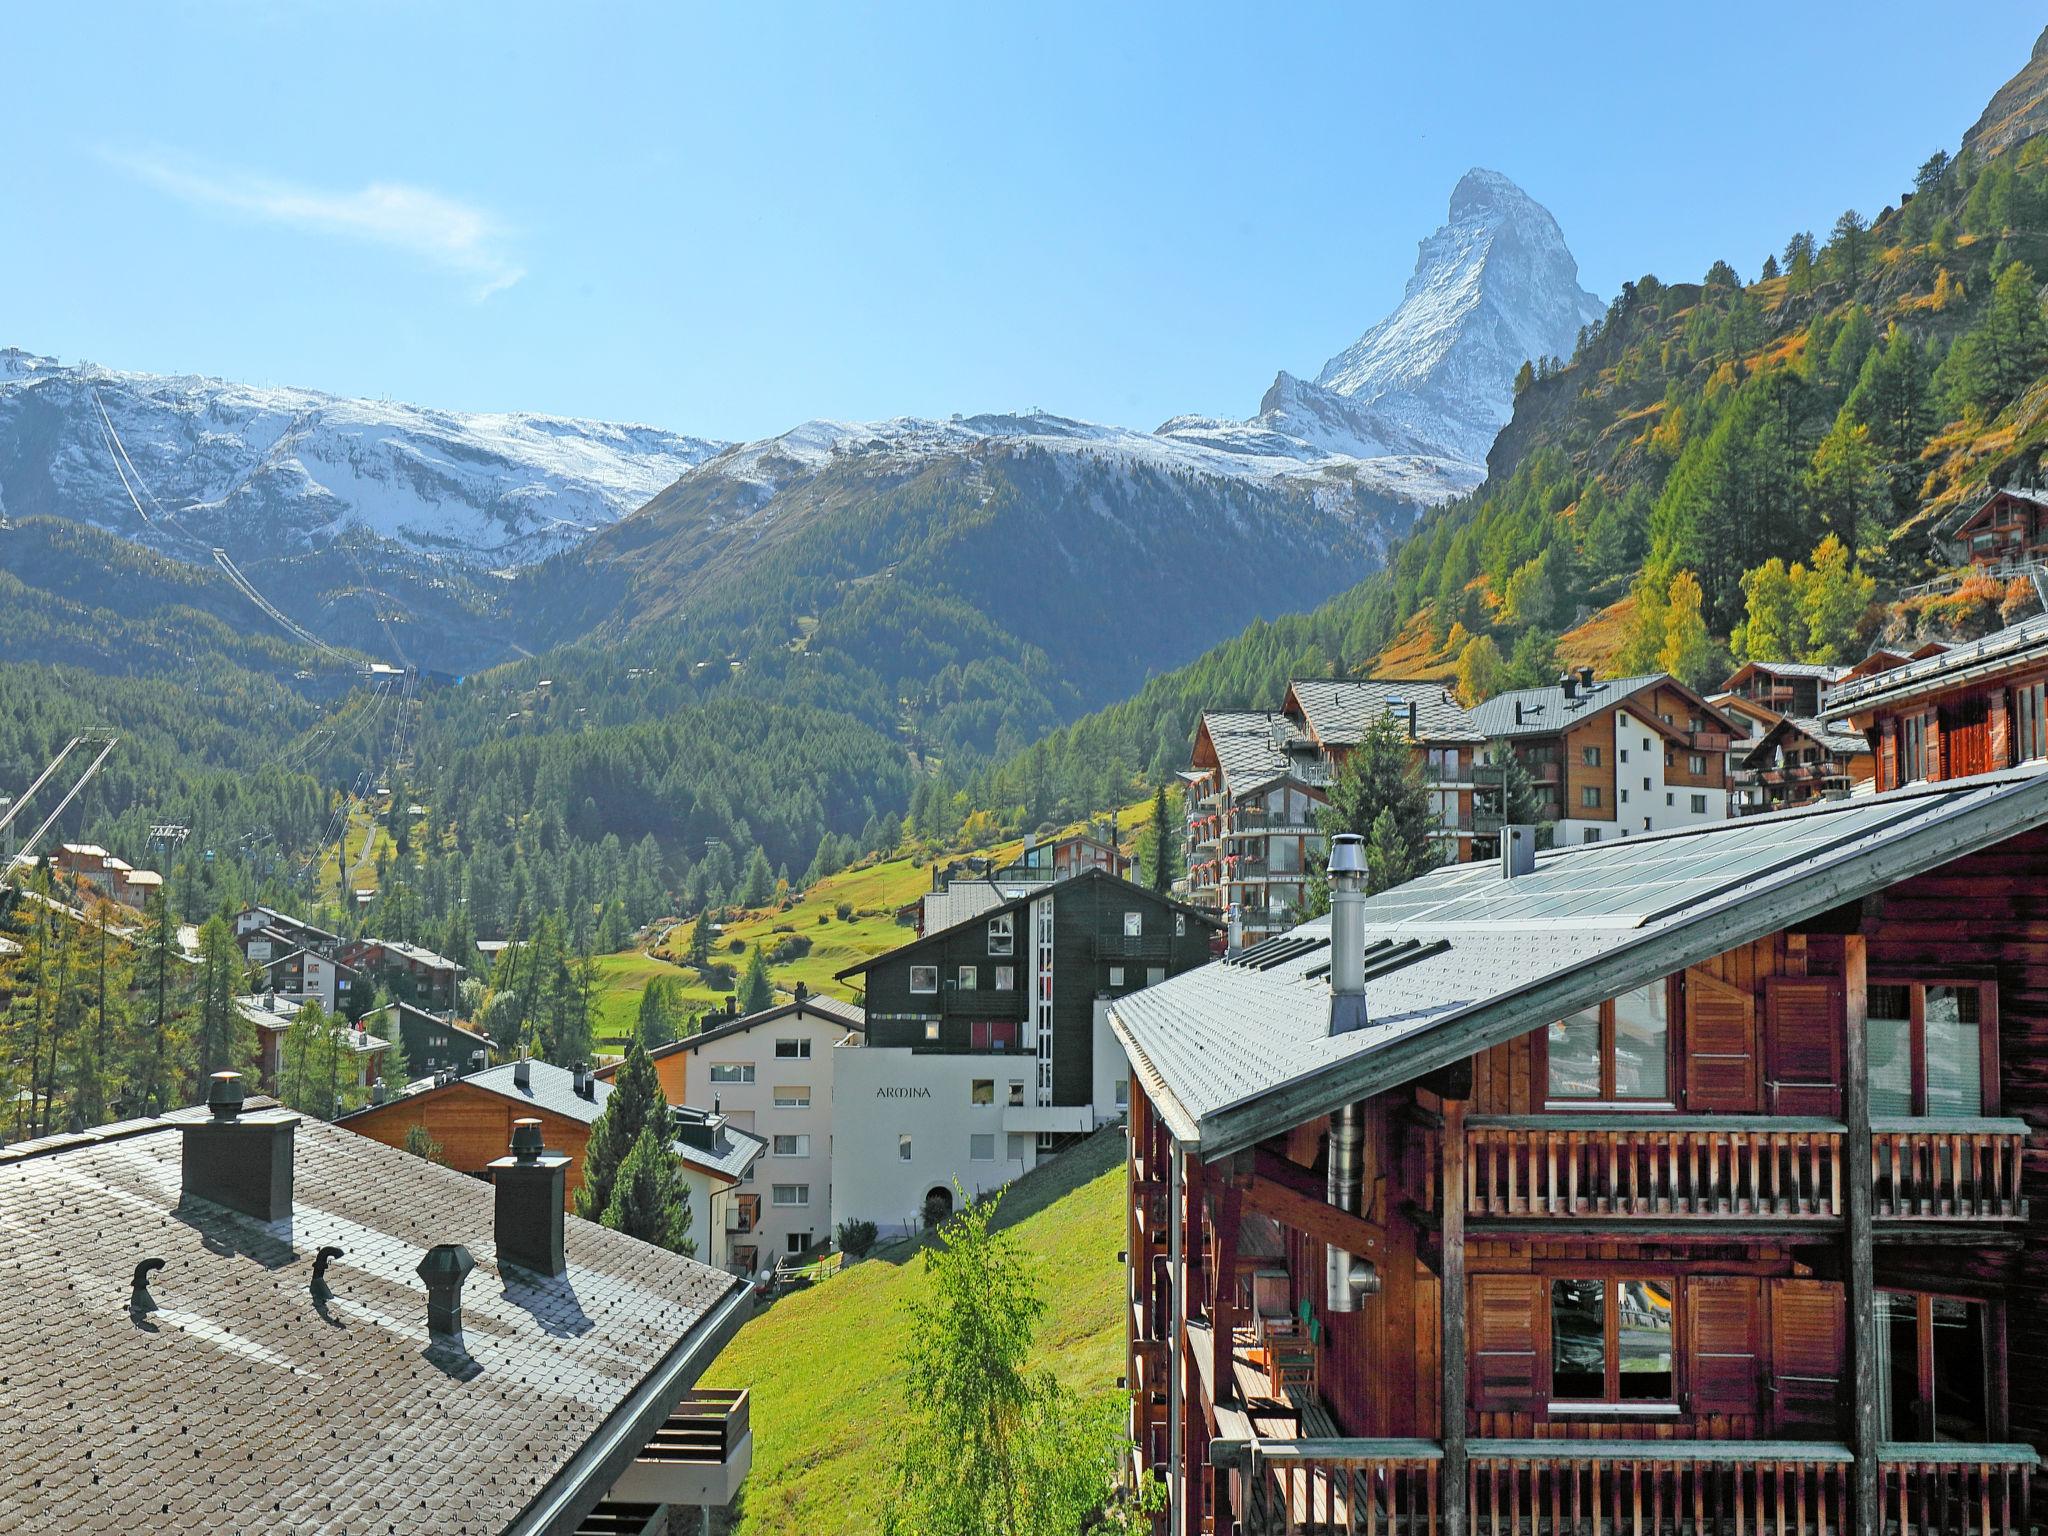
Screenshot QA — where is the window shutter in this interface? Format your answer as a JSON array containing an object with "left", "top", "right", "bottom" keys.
[
  {"left": 1469, "top": 1274, "right": 1543, "bottom": 1413},
  {"left": 1686, "top": 1276, "right": 1762, "bottom": 1415},
  {"left": 1685, "top": 970, "right": 1760, "bottom": 1112},
  {"left": 1769, "top": 1279, "right": 1846, "bottom": 1436},
  {"left": 1879, "top": 722, "right": 1897, "bottom": 792},
  {"left": 1764, "top": 975, "right": 1844, "bottom": 1117}
]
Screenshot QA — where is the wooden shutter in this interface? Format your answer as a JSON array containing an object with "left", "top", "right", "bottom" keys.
[
  {"left": 1686, "top": 1276, "right": 1763, "bottom": 1416},
  {"left": 1469, "top": 1274, "right": 1543, "bottom": 1413},
  {"left": 1765, "top": 975, "right": 1844, "bottom": 1117},
  {"left": 1769, "top": 1279, "right": 1845, "bottom": 1435},
  {"left": 1685, "top": 969, "right": 1760, "bottom": 1112},
  {"left": 1879, "top": 721, "right": 1898, "bottom": 792}
]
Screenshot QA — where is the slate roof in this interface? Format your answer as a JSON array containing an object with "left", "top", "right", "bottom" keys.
[
  {"left": 1727, "top": 660, "right": 1853, "bottom": 682},
  {"left": 1196, "top": 710, "right": 1302, "bottom": 794},
  {"left": 0, "top": 1109, "right": 747, "bottom": 1536},
  {"left": 1285, "top": 678, "right": 1486, "bottom": 745},
  {"left": 621, "top": 996, "right": 868, "bottom": 1067},
  {"left": 446, "top": 1059, "right": 613, "bottom": 1123},
  {"left": 671, "top": 1110, "right": 767, "bottom": 1184},
  {"left": 1466, "top": 673, "right": 1668, "bottom": 738},
  {"left": 1111, "top": 766, "right": 2048, "bottom": 1156},
  {"left": 1752, "top": 716, "right": 1872, "bottom": 760},
  {"left": 1821, "top": 613, "right": 2048, "bottom": 719}
]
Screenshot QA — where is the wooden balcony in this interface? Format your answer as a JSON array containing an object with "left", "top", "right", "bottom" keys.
[
  {"left": 606, "top": 1388, "right": 751, "bottom": 1509},
  {"left": 1453, "top": 1115, "right": 2029, "bottom": 1227},
  {"left": 1209, "top": 1436, "right": 2039, "bottom": 1535}
]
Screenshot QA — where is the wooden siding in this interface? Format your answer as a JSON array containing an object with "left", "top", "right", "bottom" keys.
[{"left": 341, "top": 1084, "right": 592, "bottom": 1209}]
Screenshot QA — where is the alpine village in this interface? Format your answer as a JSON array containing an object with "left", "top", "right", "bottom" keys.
[{"left": 15, "top": 15, "right": 2048, "bottom": 1536}]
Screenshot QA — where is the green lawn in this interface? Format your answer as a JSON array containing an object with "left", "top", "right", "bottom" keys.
[
  {"left": 587, "top": 949, "right": 693, "bottom": 1044},
  {"left": 699, "top": 1127, "right": 1130, "bottom": 1536}
]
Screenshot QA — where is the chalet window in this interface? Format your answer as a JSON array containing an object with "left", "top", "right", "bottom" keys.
[
  {"left": 1690, "top": 794, "right": 1707, "bottom": 814},
  {"left": 709, "top": 1063, "right": 755, "bottom": 1084},
  {"left": 1580, "top": 786, "right": 1601, "bottom": 809},
  {"left": 1688, "top": 753, "right": 1707, "bottom": 774},
  {"left": 988, "top": 914, "right": 1015, "bottom": 956},
  {"left": 1877, "top": 1291, "right": 1993, "bottom": 1442},
  {"left": 1901, "top": 712, "right": 1931, "bottom": 784},
  {"left": 2016, "top": 682, "right": 2047, "bottom": 764},
  {"left": 910, "top": 966, "right": 939, "bottom": 994},
  {"left": 1147, "top": 966, "right": 1166, "bottom": 986},
  {"left": 775, "top": 1038, "right": 811, "bottom": 1060},
  {"left": 1545, "top": 983, "right": 1669, "bottom": 1104},
  {"left": 957, "top": 966, "right": 978, "bottom": 991},
  {"left": 1008, "top": 1080, "right": 1025, "bottom": 1106},
  {"left": 1867, "top": 980, "right": 1994, "bottom": 1117},
  {"left": 772, "top": 1134, "right": 809, "bottom": 1157},
  {"left": 971, "top": 1078, "right": 994, "bottom": 1105},
  {"left": 1581, "top": 746, "right": 1601, "bottom": 767},
  {"left": 924, "top": 1022, "right": 941, "bottom": 1041},
  {"left": 994, "top": 965, "right": 1015, "bottom": 991},
  {"left": 1123, "top": 912, "right": 1144, "bottom": 937},
  {"left": 1175, "top": 913, "right": 1186, "bottom": 936},
  {"left": 771, "top": 1184, "right": 809, "bottom": 1206},
  {"left": 1109, "top": 966, "right": 1125, "bottom": 987},
  {"left": 899, "top": 1134, "right": 913, "bottom": 1161},
  {"left": 1549, "top": 1278, "right": 1675, "bottom": 1406},
  {"left": 773, "top": 1085, "right": 810, "bottom": 1108},
  {"left": 969, "top": 1020, "right": 1017, "bottom": 1050}
]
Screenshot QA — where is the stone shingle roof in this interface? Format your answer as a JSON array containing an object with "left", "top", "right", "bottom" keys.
[
  {"left": 1466, "top": 673, "right": 1668, "bottom": 739},
  {"left": 1197, "top": 710, "right": 1300, "bottom": 794},
  {"left": 1285, "top": 679, "right": 1486, "bottom": 744},
  {"left": 0, "top": 1110, "right": 746, "bottom": 1535},
  {"left": 673, "top": 1113, "right": 766, "bottom": 1184},
  {"left": 1112, "top": 767, "right": 2048, "bottom": 1155}
]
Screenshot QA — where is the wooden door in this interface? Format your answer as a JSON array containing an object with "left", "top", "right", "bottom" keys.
[
  {"left": 1685, "top": 969, "right": 1760, "bottom": 1112},
  {"left": 1765, "top": 975, "right": 1844, "bottom": 1117},
  {"left": 1687, "top": 1276, "right": 1763, "bottom": 1418},
  {"left": 1769, "top": 1279, "right": 1846, "bottom": 1435}
]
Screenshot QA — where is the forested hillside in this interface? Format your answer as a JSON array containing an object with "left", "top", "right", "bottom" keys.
[{"left": 962, "top": 67, "right": 2048, "bottom": 828}]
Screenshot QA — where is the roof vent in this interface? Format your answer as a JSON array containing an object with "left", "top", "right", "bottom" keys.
[
  {"left": 1560, "top": 673, "right": 1578, "bottom": 701},
  {"left": 1500, "top": 824, "right": 1537, "bottom": 880},
  {"left": 573, "top": 1062, "right": 593, "bottom": 1099},
  {"left": 417, "top": 1243, "right": 475, "bottom": 1338},
  {"left": 1578, "top": 665, "right": 1596, "bottom": 690},
  {"left": 513, "top": 1057, "right": 531, "bottom": 1091},
  {"left": 1514, "top": 701, "right": 1524, "bottom": 725},
  {"left": 1327, "top": 834, "right": 1370, "bottom": 1037},
  {"left": 489, "top": 1119, "right": 568, "bottom": 1277},
  {"left": 178, "top": 1071, "right": 297, "bottom": 1222}
]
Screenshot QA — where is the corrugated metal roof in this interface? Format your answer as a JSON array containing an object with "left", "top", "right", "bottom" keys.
[
  {"left": 1112, "top": 767, "right": 2048, "bottom": 1154},
  {"left": 1466, "top": 673, "right": 1666, "bottom": 738},
  {"left": 1821, "top": 613, "right": 2048, "bottom": 718},
  {"left": 1286, "top": 678, "right": 1485, "bottom": 745}
]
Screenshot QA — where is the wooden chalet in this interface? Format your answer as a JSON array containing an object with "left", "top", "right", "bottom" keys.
[
  {"left": 1736, "top": 714, "right": 1875, "bottom": 814},
  {"left": 1947, "top": 486, "right": 2048, "bottom": 576},
  {"left": 1114, "top": 659, "right": 2048, "bottom": 1536}
]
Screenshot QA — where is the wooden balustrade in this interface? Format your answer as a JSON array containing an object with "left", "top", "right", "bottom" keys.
[
  {"left": 1454, "top": 1115, "right": 2030, "bottom": 1224},
  {"left": 1464, "top": 1116, "right": 1846, "bottom": 1220},
  {"left": 1212, "top": 1438, "right": 2039, "bottom": 1535},
  {"left": 1870, "top": 1117, "right": 2031, "bottom": 1220}
]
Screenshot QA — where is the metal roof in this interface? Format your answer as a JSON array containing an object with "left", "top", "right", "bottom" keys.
[
  {"left": 1728, "top": 660, "right": 1852, "bottom": 682},
  {"left": 1111, "top": 767, "right": 2048, "bottom": 1157},
  {"left": 1466, "top": 673, "right": 1667, "bottom": 738},
  {"left": 1821, "top": 613, "right": 2048, "bottom": 719},
  {"left": 1285, "top": 679, "right": 1486, "bottom": 745},
  {"left": 633, "top": 996, "right": 867, "bottom": 1059},
  {"left": 1760, "top": 716, "right": 1872, "bottom": 760}
]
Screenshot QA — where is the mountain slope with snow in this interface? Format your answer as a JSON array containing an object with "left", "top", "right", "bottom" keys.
[
  {"left": 0, "top": 349, "right": 727, "bottom": 567},
  {"left": 1160, "top": 168, "right": 1605, "bottom": 472}
]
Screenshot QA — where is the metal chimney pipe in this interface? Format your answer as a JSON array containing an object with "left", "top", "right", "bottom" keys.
[
  {"left": 1323, "top": 1103, "right": 1379, "bottom": 1312},
  {"left": 1328, "top": 834, "right": 1368, "bottom": 1034}
]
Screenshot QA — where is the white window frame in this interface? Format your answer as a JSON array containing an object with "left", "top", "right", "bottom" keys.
[
  {"left": 987, "top": 913, "right": 1015, "bottom": 956},
  {"left": 773, "top": 1085, "right": 810, "bottom": 1109},
  {"left": 1109, "top": 966, "right": 1125, "bottom": 987},
  {"left": 993, "top": 965, "right": 1015, "bottom": 991},
  {"left": 969, "top": 1133, "right": 996, "bottom": 1162},
  {"left": 709, "top": 1063, "right": 755, "bottom": 1085},
  {"left": 957, "top": 965, "right": 978, "bottom": 991},
  {"left": 774, "top": 1037, "right": 811, "bottom": 1060},
  {"left": 909, "top": 965, "right": 939, "bottom": 994},
  {"left": 971, "top": 1078, "right": 994, "bottom": 1106},
  {"left": 772, "top": 1134, "right": 810, "bottom": 1157},
  {"left": 771, "top": 1184, "right": 810, "bottom": 1207},
  {"left": 1123, "top": 911, "right": 1143, "bottom": 937}
]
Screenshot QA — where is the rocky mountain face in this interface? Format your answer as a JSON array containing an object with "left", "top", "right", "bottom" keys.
[
  {"left": 1963, "top": 25, "right": 2048, "bottom": 160},
  {"left": 1162, "top": 168, "right": 1605, "bottom": 472},
  {"left": 0, "top": 349, "right": 727, "bottom": 568}
]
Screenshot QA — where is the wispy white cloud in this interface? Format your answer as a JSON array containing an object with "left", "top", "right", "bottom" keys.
[{"left": 111, "top": 149, "right": 525, "bottom": 299}]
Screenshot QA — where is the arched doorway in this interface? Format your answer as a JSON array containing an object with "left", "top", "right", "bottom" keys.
[{"left": 922, "top": 1186, "right": 954, "bottom": 1228}]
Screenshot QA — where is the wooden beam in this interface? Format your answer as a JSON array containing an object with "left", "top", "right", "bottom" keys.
[
  {"left": 1441, "top": 1095, "right": 1469, "bottom": 1536},
  {"left": 1842, "top": 932, "right": 1878, "bottom": 1536},
  {"left": 1237, "top": 1170, "right": 1385, "bottom": 1259}
]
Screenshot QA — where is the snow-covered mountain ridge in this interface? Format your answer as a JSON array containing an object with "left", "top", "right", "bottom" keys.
[{"left": 0, "top": 349, "right": 729, "bottom": 566}]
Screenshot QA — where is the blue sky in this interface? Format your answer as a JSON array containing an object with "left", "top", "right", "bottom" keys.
[{"left": 5, "top": 4, "right": 2040, "bottom": 443}]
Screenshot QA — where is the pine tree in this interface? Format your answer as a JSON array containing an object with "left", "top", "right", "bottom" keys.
[
  {"left": 576, "top": 1039, "right": 664, "bottom": 1224},
  {"left": 736, "top": 847, "right": 775, "bottom": 908},
  {"left": 1760, "top": 253, "right": 1780, "bottom": 282},
  {"left": 1142, "top": 786, "right": 1177, "bottom": 893},
  {"left": 1315, "top": 710, "right": 1437, "bottom": 896},
  {"left": 601, "top": 1122, "right": 696, "bottom": 1255},
  {"left": 685, "top": 912, "right": 713, "bottom": 969},
  {"left": 1805, "top": 418, "right": 1884, "bottom": 550},
  {"left": 1827, "top": 209, "right": 1870, "bottom": 286},
  {"left": 191, "top": 916, "right": 253, "bottom": 1085},
  {"left": 737, "top": 945, "right": 774, "bottom": 1014}
]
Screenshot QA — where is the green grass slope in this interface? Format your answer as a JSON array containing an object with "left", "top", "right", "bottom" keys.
[{"left": 700, "top": 1127, "right": 1130, "bottom": 1536}]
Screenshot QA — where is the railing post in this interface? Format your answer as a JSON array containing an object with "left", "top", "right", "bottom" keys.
[
  {"left": 1442, "top": 1096, "right": 1469, "bottom": 1536},
  {"left": 1843, "top": 932, "right": 1880, "bottom": 1536}
]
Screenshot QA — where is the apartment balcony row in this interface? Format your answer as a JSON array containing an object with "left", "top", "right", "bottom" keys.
[
  {"left": 941, "top": 986, "right": 1029, "bottom": 1018},
  {"left": 1208, "top": 1434, "right": 2038, "bottom": 1536},
  {"left": 1429, "top": 1114, "right": 2029, "bottom": 1228}
]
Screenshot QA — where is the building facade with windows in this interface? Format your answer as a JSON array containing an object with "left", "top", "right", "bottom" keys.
[
  {"left": 1470, "top": 669, "right": 1738, "bottom": 844},
  {"left": 1182, "top": 711, "right": 1331, "bottom": 942},
  {"left": 833, "top": 870, "right": 1217, "bottom": 1236},
  {"left": 1280, "top": 679, "right": 1489, "bottom": 863},
  {"left": 1735, "top": 714, "right": 1875, "bottom": 813},
  {"left": 597, "top": 995, "right": 865, "bottom": 1273},
  {"left": 1113, "top": 756, "right": 2048, "bottom": 1536}
]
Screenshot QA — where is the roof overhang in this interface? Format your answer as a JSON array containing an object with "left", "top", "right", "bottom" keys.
[{"left": 1144, "top": 771, "right": 2048, "bottom": 1161}]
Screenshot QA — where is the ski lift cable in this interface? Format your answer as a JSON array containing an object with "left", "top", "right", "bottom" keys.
[
  {"left": 4, "top": 736, "right": 119, "bottom": 880},
  {"left": 0, "top": 737, "right": 83, "bottom": 836}
]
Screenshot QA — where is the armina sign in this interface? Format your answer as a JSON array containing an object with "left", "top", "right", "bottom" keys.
[{"left": 876, "top": 1086, "right": 934, "bottom": 1099}]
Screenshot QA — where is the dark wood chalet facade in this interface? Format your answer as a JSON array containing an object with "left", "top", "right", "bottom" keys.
[
  {"left": 840, "top": 869, "right": 1217, "bottom": 1112},
  {"left": 1113, "top": 655, "right": 2048, "bottom": 1536}
]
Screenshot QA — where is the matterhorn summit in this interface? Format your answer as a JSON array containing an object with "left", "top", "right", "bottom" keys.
[{"left": 1163, "top": 168, "right": 1605, "bottom": 475}]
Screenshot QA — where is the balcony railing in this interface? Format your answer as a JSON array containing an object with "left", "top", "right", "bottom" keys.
[
  {"left": 1092, "top": 934, "right": 1178, "bottom": 961},
  {"left": 608, "top": 1389, "right": 752, "bottom": 1508},
  {"left": 1212, "top": 1438, "right": 2039, "bottom": 1536},
  {"left": 1454, "top": 1115, "right": 2029, "bottom": 1224},
  {"left": 726, "top": 1193, "right": 760, "bottom": 1234},
  {"left": 941, "top": 987, "right": 1028, "bottom": 1018}
]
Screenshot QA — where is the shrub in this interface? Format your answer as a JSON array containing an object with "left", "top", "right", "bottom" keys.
[
  {"left": 837, "top": 1217, "right": 878, "bottom": 1261},
  {"left": 727, "top": 936, "right": 746, "bottom": 953},
  {"left": 765, "top": 934, "right": 813, "bottom": 966},
  {"left": 835, "top": 901, "right": 855, "bottom": 921}
]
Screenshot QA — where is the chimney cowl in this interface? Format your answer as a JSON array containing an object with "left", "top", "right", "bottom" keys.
[
  {"left": 1578, "top": 665, "right": 1596, "bottom": 689},
  {"left": 509, "top": 1117, "right": 544, "bottom": 1162},
  {"left": 1500, "top": 824, "right": 1537, "bottom": 880},
  {"left": 1560, "top": 673, "right": 1578, "bottom": 700},
  {"left": 416, "top": 1243, "right": 476, "bottom": 1336},
  {"left": 572, "top": 1062, "right": 592, "bottom": 1098},
  {"left": 206, "top": 1071, "right": 246, "bottom": 1121},
  {"left": 180, "top": 1079, "right": 297, "bottom": 1223},
  {"left": 489, "top": 1127, "right": 569, "bottom": 1278}
]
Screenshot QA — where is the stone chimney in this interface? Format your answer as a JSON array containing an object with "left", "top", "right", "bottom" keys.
[
  {"left": 178, "top": 1071, "right": 297, "bottom": 1222},
  {"left": 488, "top": 1119, "right": 568, "bottom": 1277}
]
